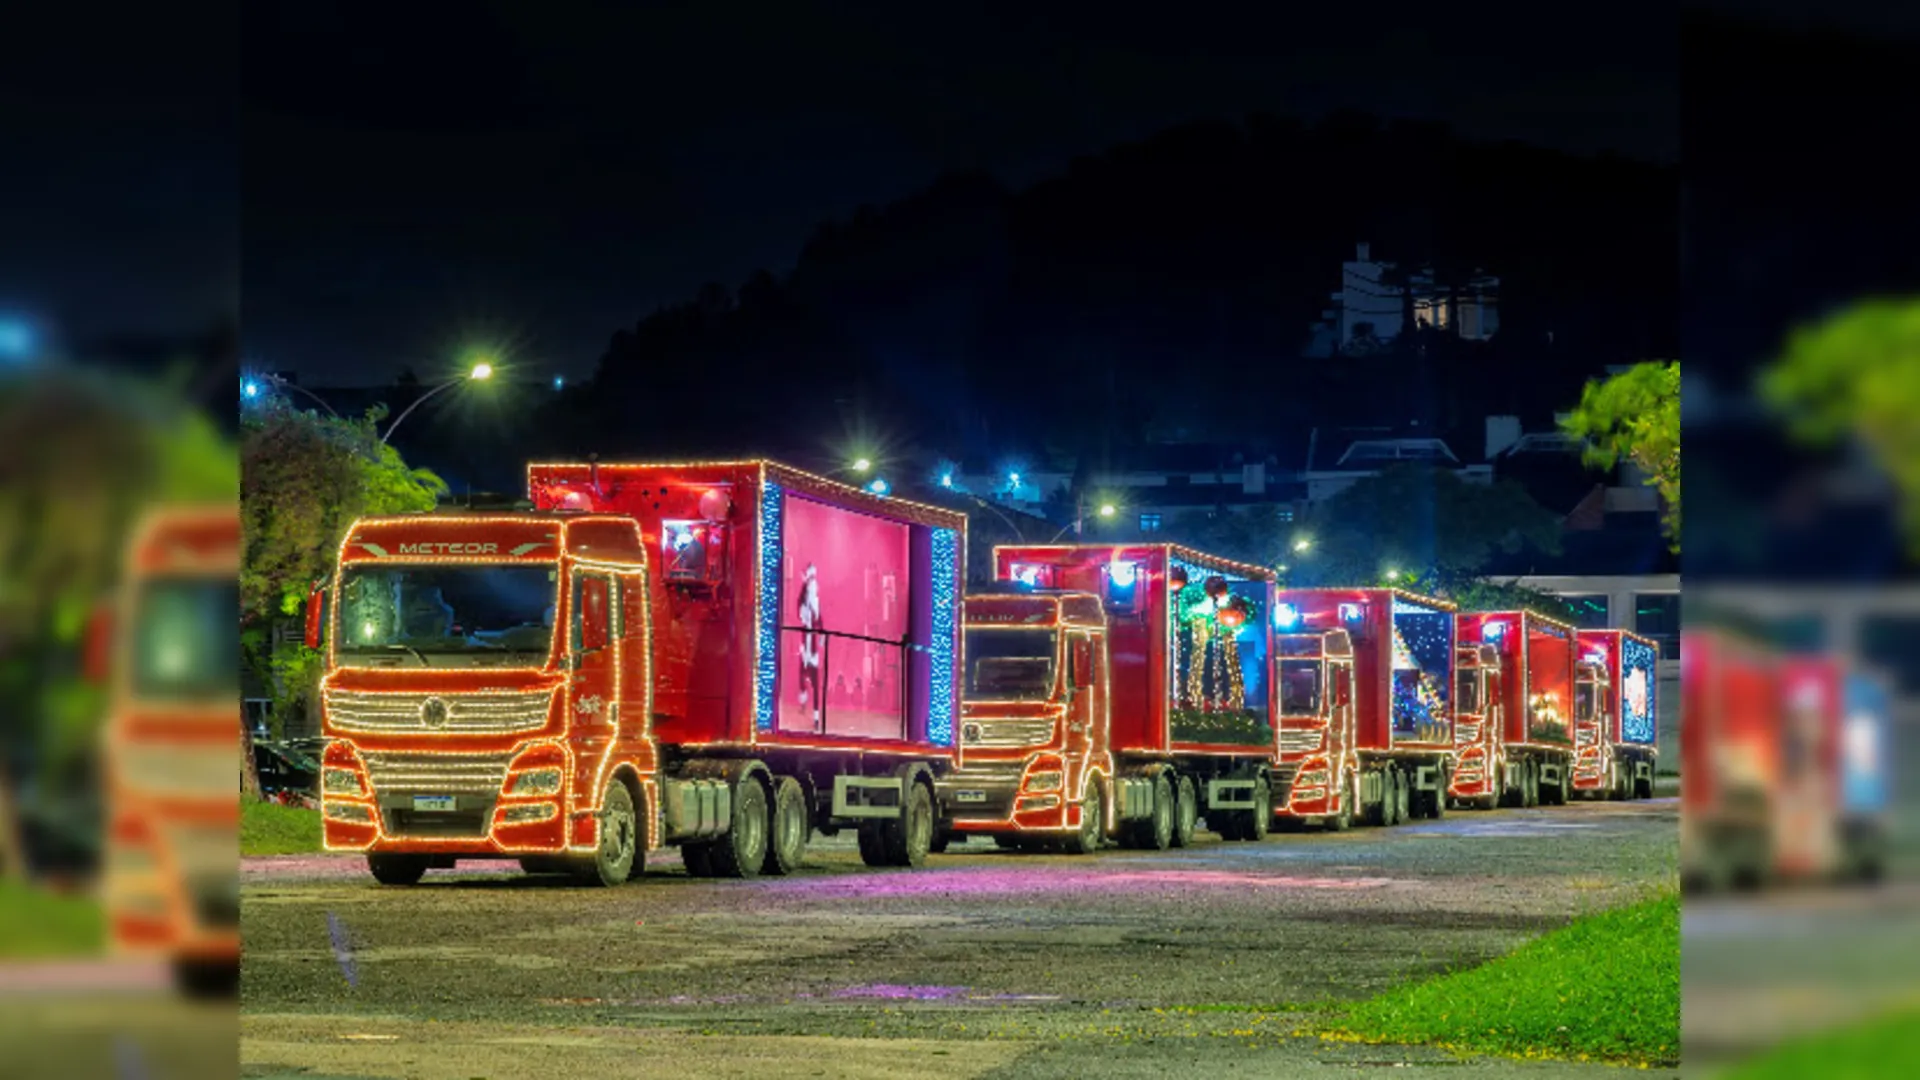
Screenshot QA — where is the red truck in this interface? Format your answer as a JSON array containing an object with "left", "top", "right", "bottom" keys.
[
  {"left": 1273, "top": 589, "right": 1459, "bottom": 829},
  {"left": 1681, "top": 627, "right": 1780, "bottom": 891},
  {"left": 312, "top": 460, "right": 966, "bottom": 885},
  {"left": 972, "top": 544, "right": 1281, "bottom": 847},
  {"left": 1453, "top": 610, "right": 1583, "bottom": 808},
  {"left": 937, "top": 587, "right": 1117, "bottom": 854},
  {"left": 94, "top": 506, "right": 241, "bottom": 995},
  {"left": 1571, "top": 628, "right": 1661, "bottom": 800}
]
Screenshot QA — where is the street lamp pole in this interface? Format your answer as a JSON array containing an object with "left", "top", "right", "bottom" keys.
[{"left": 380, "top": 363, "right": 492, "bottom": 446}]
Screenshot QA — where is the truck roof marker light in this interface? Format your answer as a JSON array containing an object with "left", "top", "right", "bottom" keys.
[
  {"left": 1339, "top": 603, "right": 1364, "bottom": 624},
  {"left": 1106, "top": 559, "right": 1137, "bottom": 589},
  {"left": 1483, "top": 620, "right": 1507, "bottom": 640},
  {"left": 1275, "top": 603, "right": 1301, "bottom": 630}
]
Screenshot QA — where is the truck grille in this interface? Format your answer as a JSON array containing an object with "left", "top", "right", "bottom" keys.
[
  {"left": 361, "top": 750, "right": 515, "bottom": 794},
  {"left": 1279, "top": 728, "right": 1325, "bottom": 755},
  {"left": 962, "top": 718, "right": 1055, "bottom": 748},
  {"left": 325, "top": 688, "right": 553, "bottom": 736}
]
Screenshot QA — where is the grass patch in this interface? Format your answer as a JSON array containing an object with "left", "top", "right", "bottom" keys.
[
  {"left": 0, "top": 880, "right": 102, "bottom": 957},
  {"left": 242, "top": 797, "right": 322, "bottom": 856},
  {"left": 1326, "top": 890, "right": 1679, "bottom": 1066},
  {"left": 1718, "top": 1005, "right": 1920, "bottom": 1079}
]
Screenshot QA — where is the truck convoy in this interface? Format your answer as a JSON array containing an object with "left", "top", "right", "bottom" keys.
[
  {"left": 313, "top": 460, "right": 966, "bottom": 885},
  {"left": 1273, "top": 589, "right": 1458, "bottom": 829},
  {"left": 1571, "top": 628, "right": 1661, "bottom": 800},
  {"left": 1453, "top": 609, "right": 1581, "bottom": 809},
  {"left": 96, "top": 506, "right": 242, "bottom": 995},
  {"left": 1680, "top": 625, "right": 1892, "bottom": 892},
  {"left": 955, "top": 544, "right": 1281, "bottom": 848}
]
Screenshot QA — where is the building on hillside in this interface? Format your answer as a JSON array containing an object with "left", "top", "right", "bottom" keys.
[{"left": 1304, "top": 242, "right": 1501, "bottom": 358}]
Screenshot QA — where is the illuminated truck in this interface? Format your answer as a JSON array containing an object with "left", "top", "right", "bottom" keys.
[
  {"left": 1680, "top": 628, "right": 1777, "bottom": 891},
  {"left": 1571, "top": 628, "right": 1661, "bottom": 800},
  {"left": 1273, "top": 589, "right": 1458, "bottom": 829},
  {"left": 936, "top": 588, "right": 1116, "bottom": 854},
  {"left": 977, "top": 545, "right": 1280, "bottom": 847},
  {"left": 1453, "top": 610, "right": 1580, "bottom": 808},
  {"left": 93, "top": 506, "right": 241, "bottom": 996},
  {"left": 312, "top": 461, "right": 965, "bottom": 886}
]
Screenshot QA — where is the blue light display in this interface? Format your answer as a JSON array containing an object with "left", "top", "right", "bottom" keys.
[
  {"left": 754, "top": 482, "right": 784, "bottom": 733},
  {"left": 1274, "top": 603, "right": 1301, "bottom": 630},
  {"left": 1620, "top": 635, "right": 1658, "bottom": 744},
  {"left": 927, "top": 527, "right": 959, "bottom": 748},
  {"left": 1390, "top": 604, "right": 1454, "bottom": 740}
]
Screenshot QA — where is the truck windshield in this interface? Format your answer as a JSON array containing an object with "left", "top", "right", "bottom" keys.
[
  {"left": 130, "top": 576, "right": 239, "bottom": 703},
  {"left": 964, "top": 628, "right": 1057, "bottom": 701},
  {"left": 1278, "top": 660, "right": 1322, "bottom": 714},
  {"left": 335, "top": 564, "right": 556, "bottom": 665}
]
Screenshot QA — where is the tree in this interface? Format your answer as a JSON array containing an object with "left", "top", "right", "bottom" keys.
[
  {"left": 1560, "top": 360, "right": 1680, "bottom": 551},
  {"left": 1760, "top": 299, "right": 1920, "bottom": 555},
  {"left": 240, "top": 401, "right": 446, "bottom": 751},
  {"left": 1163, "top": 504, "right": 1296, "bottom": 569},
  {"left": 1292, "top": 465, "right": 1563, "bottom": 590},
  {"left": 0, "top": 365, "right": 236, "bottom": 881}
]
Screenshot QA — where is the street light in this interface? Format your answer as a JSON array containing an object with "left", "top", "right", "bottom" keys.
[
  {"left": 1293, "top": 537, "right": 1313, "bottom": 553},
  {"left": 852, "top": 458, "right": 872, "bottom": 473},
  {"left": 381, "top": 362, "right": 492, "bottom": 445},
  {"left": 243, "top": 372, "right": 340, "bottom": 417},
  {"left": 1098, "top": 503, "right": 1116, "bottom": 518}
]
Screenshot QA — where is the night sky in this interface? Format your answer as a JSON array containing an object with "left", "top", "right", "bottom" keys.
[
  {"left": 239, "top": 1, "right": 1679, "bottom": 387},
  {"left": 9, "top": 2, "right": 1920, "bottom": 388}
]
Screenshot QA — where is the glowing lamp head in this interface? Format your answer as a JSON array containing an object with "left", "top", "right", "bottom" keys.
[
  {"left": 868, "top": 478, "right": 890, "bottom": 496},
  {"left": 1385, "top": 569, "right": 1400, "bottom": 582},
  {"left": 1008, "top": 472, "right": 1021, "bottom": 487},
  {"left": 552, "top": 375, "right": 565, "bottom": 390},
  {"left": 469, "top": 362, "right": 494, "bottom": 380},
  {"left": 1293, "top": 538, "right": 1312, "bottom": 553},
  {"left": 852, "top": 458, "right": 872, "bottom": 473},
  {"left": 242, "top": 380, "right": 261, "bottom": 399},
  {"left": 1106, "top": 559, "right": 1138, "bottom": 589},
  {"left": 940, "top": 473, "right": 953, "bottom": 488},
  {"left": 1097, "top": 503, "right": 1116, "bottom": 517}
]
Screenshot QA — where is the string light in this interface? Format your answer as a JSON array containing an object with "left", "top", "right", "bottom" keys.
[
  {"left": 928, "top": 526, "right": 960, "bottom": 748},
  {"left": 755, "top": 479, "right": 782, "bottom": 735}
]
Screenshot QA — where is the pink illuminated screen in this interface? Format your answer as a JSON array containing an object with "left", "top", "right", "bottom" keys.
[{"left": 778, "top": 496, "right": 914, "bottom": 740}]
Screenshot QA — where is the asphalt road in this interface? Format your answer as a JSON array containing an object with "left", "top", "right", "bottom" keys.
[{"left": 241, "top": 798, "right": 1679, "bottom": 1079}]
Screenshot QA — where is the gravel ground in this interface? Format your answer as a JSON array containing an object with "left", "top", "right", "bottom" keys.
[{"left": 241, "top": 798, "right": 1678, "bottom": 1079}]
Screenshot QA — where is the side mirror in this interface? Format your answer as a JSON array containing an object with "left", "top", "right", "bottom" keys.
[
  {"left": 303, "top": 578, "right": 330, "bottom": 651},
  {"left": 83, "top": 600, "right": 114, "bottom": 685}
]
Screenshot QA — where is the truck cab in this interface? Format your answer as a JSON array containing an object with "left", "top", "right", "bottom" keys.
[
  {"left": 311, "top": 511, "right": 658, "bottom": 887},
  {"left": 1570, "top": 656, "right": 1611, "bottom": 796},
  {"left": 1271, "top": 626, "right": 1356, "bottom": 828},
  {"left": 96, "top": 506, "right": 241, "bottom": 996},
  {"left": 1446, "top": 642, "right": 1503, "bottom": 809},
  {"left": 939, "top": 588, "right": 1112, "bottom": 854}
]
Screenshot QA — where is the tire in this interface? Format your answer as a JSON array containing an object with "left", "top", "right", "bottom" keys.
[
  {"left": 1245, "top": 778, "right": 1270, "bottom": 841},
  {"left": 1171, "top": 775, "right": 1198, "bottom": 848},
  {"left": 1554, "top": 764, "right": 1572, "bottom": 806},
  {"left": 681, "top": 841, "right": 714, "bottom": 877},
  {"left": 571, "top": 779, "right": 640, "bottom": 886},
  {"left": 1061, "top": 778, "right": 1104, "bottom": 855},
  {"left": 882, "top": 779, "right": 935, "bottom": 868},
  {"left": 710, "top": 776, "right": 769, "bottom": 879},
  {"left": 1522, "top": 759, "right": 1540, "bottom": 808},
  {"left": 1369, "top": 768, "right": 1392, "bottom": 827},
  {"left": 1140, "top": 773, "right": 1174, "bottom": 850},
  {"left": 761, "top": 776, "right": 809, "bottom": 876},
  {"left": 1392, "top": 767, "right": 1411, "bottom": 826},
  {"left": 1326, "top": 770, "right": 1356, "bottom": 832},
  {"left": 367, "top": 853, "right": 429, "bottom": 886},
  {"left": 929, "top": 830, "right": 951, "bottom": 854},
  {"left": 173, "top": 958, "right": 239, "bottom": 999},
  {"left": 858, "top": 823, "right": 890, "bottom": 867},
  {"left": 1428, "top": 768, "right": 1448, "bottom": 820}
]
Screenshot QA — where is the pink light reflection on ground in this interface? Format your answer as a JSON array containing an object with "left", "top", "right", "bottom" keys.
[{"left": 767, "top": 866, "right": 1401, "bottom": 898}]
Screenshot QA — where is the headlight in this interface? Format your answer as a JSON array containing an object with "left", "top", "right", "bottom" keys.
[
  {"left": 963, "top": 723, "right": 983, "bottom": 744},
  {"left": 1024, "top": 770, "right": 1063, "bottom": 793},
  {"left": 322, "top": 768, "right": 365, "bottom": 797},
  {"left": 324, "top": 801, "right": 375, "bottom": 824},
  {"left": 506, "top": 768, "right": 563, "bottom": 797},
  {"left": 501, "top": 803, "right": 557, "bottom": 825}
]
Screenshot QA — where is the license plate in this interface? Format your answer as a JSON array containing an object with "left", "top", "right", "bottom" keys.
[
  {"left": 412, "top": 795, "right": 457, "bottom": 812},
  {"left": 954, "top": 790, "right": 987, "bottom": 804}
]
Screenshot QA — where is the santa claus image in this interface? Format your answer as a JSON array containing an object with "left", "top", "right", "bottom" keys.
[{"left": 796, "top": 563, "right": 823, "bottom": 724}]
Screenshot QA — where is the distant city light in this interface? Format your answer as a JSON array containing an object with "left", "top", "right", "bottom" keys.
[
  {"left": 852, "top": 458, "right": 872, "bottom": 473},
  {"left": 1293, "top": 538, "right": 1313, "bottom": 552},
  {"left": 940, "top": 473, "right": 954, "bottom": 488},
  {"left": 868, "top": 478, "right": 890, "bottom": 496},
  {"left": 1385, "top": 568, "right": 1401, "bottom": 581},
  {"left": 1008, "top": 472, "right": 1022, "bottom": 487},
  {"left": 0, "top": 319, "right": 33, "bottom": 360},
  {"left": 552, "top": 375, "right": 565, "bottom": 390},
  {"left": 1097, "top": 503, "right": 1116, "bottom": 517}
]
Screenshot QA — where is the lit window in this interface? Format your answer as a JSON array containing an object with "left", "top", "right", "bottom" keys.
[{"left": 1139, "top": 513, "right": 1163, "bottom": 532}]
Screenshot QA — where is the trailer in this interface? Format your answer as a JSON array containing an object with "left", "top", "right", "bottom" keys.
[
  {"left": 1455, "top": 610, "right": 1580, "bottom": 808},
  {"left": 989, "top": 545, "right": 1279, "bottom": 846},
  {"left": 1680, "top": 627, "right": 1778, "bottom": 892},
  {"left": 1839, "top": 667, "right": 1893, "bottom": 882},
  {"left": 936, "top": 588, "right": 1117, "bottom": 854},
  {"left": 312, "top": 460, "right": 966, "bottom": 886},
  {"left": 1274, "top": 589, "right": 1458, "bottom": 829},
  {"left": 1571, "top": 628, "right": 1661, "bottom": 800}
]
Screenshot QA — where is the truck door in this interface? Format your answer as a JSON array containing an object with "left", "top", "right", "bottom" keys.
[
  {"left": 1329, "top": 658, "right": 1354, "bottom": 761},
  {"left": 569, "top": 571, "right": 620, "bottom": 808},
  {"left": 1067, "top": 632, "right": 1102, "bottom": 761}
]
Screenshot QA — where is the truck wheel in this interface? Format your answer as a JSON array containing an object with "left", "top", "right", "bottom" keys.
[
  {"left": 882, "top": 780, "right": 935, "bottom": 868},
  {"left": 761, "top": 776, "right": 809, "bottom": 876},
  {"left": 858, "top": 823, "right": 890, "bottom": 867},
  {"left": 680, "top": 842, "right": 715, "bottom": 877},
  {"left": 173, "top": 958, "right": 240, "bottom": 999},
  {"left": 1522, "top": 760, "right": 1540, "bottom": 808},
  {"left": 1062, "top": 779, "right": 1104, "bottom": 855},
  {"left": 571, "top": 779, "right": 640, "bottom": 886},
  {"left": 1171, "top": 775, "right": 1198, "bottom": 848},
  {"left": 1429, "top": 769, "right": 1448, "bottom": 820},
  {"left": 1245, "top": 778, "right": 1271, "bottom": 841},
  {"left": 929, "top": 829, "right": 951, "bottom": 854},
  {"left": 1326, "top": 770, "right": 1356, "bottom": 832},
  {"left": 1367, "top": 768, "right": 1392, "bottom": 827},
  {"left": 1553, "top": 765, "right": 1572, "bottom": 806},
  {"left": 1392, "top": 767, "right": 1411, "bottom": 825},
  {"left": 1143, "top": 773, "right": 1175, "bottom": 850},
  {"left": 708, "top": 776, "right": 769, "bottom": 879},
  {"left": 367, "top": 853, "right": 430, "bottom": 886}
]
